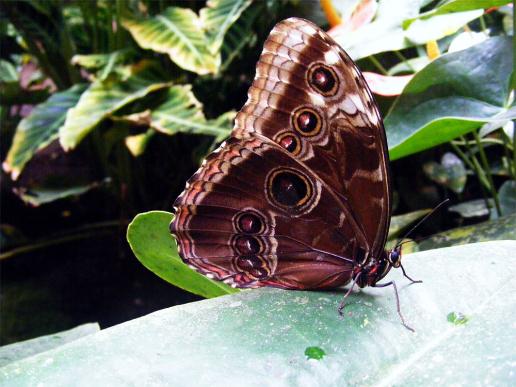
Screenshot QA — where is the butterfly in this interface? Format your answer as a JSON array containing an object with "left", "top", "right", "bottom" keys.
[{"left": 170, "top": 18, "right": 420, "bottom": 330}]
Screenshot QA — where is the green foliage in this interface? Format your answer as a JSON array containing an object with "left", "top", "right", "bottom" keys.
[
  {"left": 385, "top": 37, "right": 514, "bottom": 160},
  {"left": 127, "top": 211, "right": 237, "bottom": 298},
  {"left": 1, "top": 0, "right": 514, "bottom": 323},
  {"left": 123, "top": 7, "right": 220, "bottom": 75},
  {"left": 4, "top": 84, "right": 86, "bottom": 179},
  {"left": 1, "top": 241, "right": 515, "bottom": 385}
]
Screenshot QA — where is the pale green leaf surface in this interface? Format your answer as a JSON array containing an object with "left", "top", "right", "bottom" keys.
[
  {"left": 386, "top": 37, "right": 514, "bottom": 160},
  {"left": 419, "top": 213, "right": 516, "bottom": 250},
  {"left": 59, "top": 70, "right": 171, "bottom": 150},
  {"left": 200, "top": 0, "right": 252, "bottom": 53},
  {"left": 1, "top": 241, "right": 515, "bottom": 386},
  {"left": 123, "top": 7, "right": 219, "bottom": 75},
  {"left": 3, "top": 84, "right": 87, "bottom": 179},
  {"left": 127, "top": 211, "right": 237, "bottom": 298},
  {"left": 0, "top": 323, "right": 100, "bottom": 368}
]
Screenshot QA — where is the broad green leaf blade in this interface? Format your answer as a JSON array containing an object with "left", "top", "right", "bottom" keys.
[
  {"left": 200, "top": 0, "right": 252, "bottom": 53},
  {"left": 386, "top": 36, "right": 514, "bottom": 160},
  {"left": 2, "top": 241, "right": 514, "bottom": 385},
  {"left": 127, "top": 211, "right": 238, "bottom": 298},
  {"left": 150, "top": 86, "right": 232, "bottom": 139},
  {"left": 3, "top": 84, "right": 87, "bottom": 179},
  {"left": 0, "top": 323, "right": 100, "bottom": 368},
  {"left": 122, "top": 7, "right": 219, "bottom": 75},
  {"left": 419, "top": 213, "right": 516, "bottom": 250},
  {"left": 59, "top": 68, "right": 171, "bottom": 150}
]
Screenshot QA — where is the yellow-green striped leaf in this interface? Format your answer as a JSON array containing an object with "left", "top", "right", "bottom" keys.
[
  {"left": 200, "top": 0, "right": 252, "bottom": 53},
  {"left": 3, "top": 84, "right": 87, "bottom": 180},
  {"left": 150, "top": 86, "right": 232, "bottom": 139},
  {"left": 59, "top": 67, "right": 171, "bottom": 150},
  {"left": 122, "top": 7, "right": 219, "bottom": 75}
]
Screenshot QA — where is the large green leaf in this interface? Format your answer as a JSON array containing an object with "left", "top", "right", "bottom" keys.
[
  {"left": 200, "top": 0, "right": 252, "bottom": 54},
  {"left": 0, "top": 323, "right": 100, "bottom": 368},
  {"left": 1, "top": 241, "right": 514, "bottom": 385},
  {"left": 385, "top": 36, "right": 514, "bottom": 160},
  {"left": 122, "top": 7, "right": 219, "bottom": 75},
  {"left": 127, "top": 211, "right": 238, "bottom": 298},
  {"left": 332, "top": 0, "right": 482, "bottom": 60},
  {"left": 150, "top": 86, "right": 233, "bottom": 139},
  {"left": 59, "top": 67, "right": 171, "bottom": 150},
  {"left": 3, "top": 84, "right": 87, "bottom": 179},
  {"left": 419, "top": 213, "right": 516, "bottom": 250}
]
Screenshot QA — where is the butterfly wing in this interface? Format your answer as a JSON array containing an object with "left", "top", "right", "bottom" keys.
[
  {"left": 170, "top": 18, "right": 391, "bottom": 289},
  {"left": 233, "top": 18, "right": 392, "bottom": 258}
]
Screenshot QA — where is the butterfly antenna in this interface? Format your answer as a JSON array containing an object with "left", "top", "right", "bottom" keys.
[{"left": 395, "top": 199, "right": 450, "bottom": 248}]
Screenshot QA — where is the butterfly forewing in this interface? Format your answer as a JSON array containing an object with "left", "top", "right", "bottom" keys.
[{"left": 171, "top": 18, "right": 391, "bottom": 289}]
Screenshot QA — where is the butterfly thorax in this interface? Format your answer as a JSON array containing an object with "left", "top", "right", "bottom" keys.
[{"left": 354, "top": 250, "right": 391, "bottom": 288}]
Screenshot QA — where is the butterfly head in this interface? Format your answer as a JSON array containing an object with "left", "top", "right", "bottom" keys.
[{"left": 388, "top": 245, "right": 402, "bottom": 268}]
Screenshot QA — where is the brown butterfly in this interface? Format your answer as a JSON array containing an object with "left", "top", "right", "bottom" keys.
[{"left": 170, "top": 18, "right": 420, "bottom": 330}]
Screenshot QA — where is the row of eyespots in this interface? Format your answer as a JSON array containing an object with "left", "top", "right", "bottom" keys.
[
  {"left": 278, "top": 63, "right": 339, "bottom": 155},
  {"left": 232, "top": 211, "right": 270, "bottom": 279}
]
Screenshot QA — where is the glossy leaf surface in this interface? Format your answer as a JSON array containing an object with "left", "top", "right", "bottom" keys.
[
  {"left": 2, "top": 241, "right": 514, "bottom": 386},
  {"left": 386, "top": 37, "right": 514, "bottom": 160},
  {"left": 127, "top": 211, "right": 238, "bottom": 298}
]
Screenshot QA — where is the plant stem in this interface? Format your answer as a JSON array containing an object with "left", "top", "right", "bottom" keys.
[
  {"left": 393, "top": 51, "right": 416, "bottom": 73},
  {"left": 0, "top": 221, "right": 121, "bottom": 261},
  {"left": 479, "top": 15, "right": 487, "bottom": 32},
  {"left": 473, "top": 131, "right": 502, "bottom": 216},
  {"left": 368, "top": 55, "right": 388, "bottom": 75},
  {"left": 451, "top": 141, "right": 492, "bottom": 213}
]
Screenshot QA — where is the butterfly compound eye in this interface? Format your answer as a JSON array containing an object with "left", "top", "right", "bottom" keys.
[{"left": 308, "top": 63, "right": 339, "bottom": 96}]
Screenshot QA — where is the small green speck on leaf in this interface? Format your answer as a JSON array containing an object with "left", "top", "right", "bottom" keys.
[
  {"left": 447, "top": 311, "right": 469, "bottom": 325},
  {"left": 305, "top": 346, "right": 326, "bottom": 360}
]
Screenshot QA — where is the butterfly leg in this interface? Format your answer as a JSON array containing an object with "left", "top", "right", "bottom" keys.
[
  {"left": 337, "top": 273, "right": 360, "bottom": 317},
  {"left": 373, "top": 281, "right": 415, "bottom": 332},
  {"left": 400, "top": 263, "right": 422, "bottom": 284}
]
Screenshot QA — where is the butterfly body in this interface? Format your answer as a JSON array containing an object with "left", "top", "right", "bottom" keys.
[{"left": 170, "top": 18, "right": 399, "bottom": 293}]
